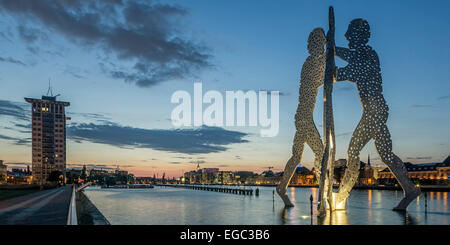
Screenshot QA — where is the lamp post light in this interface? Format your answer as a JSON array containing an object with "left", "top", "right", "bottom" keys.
[
  {"left": 310, "top": 194, "right": 314, "bottom": 225},
  {"left": 424, "top": 191, "right": 428, "bottom": 211}
]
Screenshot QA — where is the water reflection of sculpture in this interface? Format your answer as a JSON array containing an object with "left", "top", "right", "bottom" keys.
[{"left": 318, "top": 210, "right": 348, "bottom": 225}]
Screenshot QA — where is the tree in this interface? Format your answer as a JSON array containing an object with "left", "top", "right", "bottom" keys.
[
  {"left": 262, "top": 170, "right": 274, "bottom": 177},
  {"left": 66, "top": 171, "right": 80, "bottom": 184},
  {"left": 80, "top": 165, "right": 87, "bottom": 180},
  {"left": 105, "top": 176, "right": 116, "bottom": 186}
]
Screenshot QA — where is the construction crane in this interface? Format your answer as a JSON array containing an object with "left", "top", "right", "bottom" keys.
[{"left": 262, "top": 166, "right": 275, "bottom": 177}]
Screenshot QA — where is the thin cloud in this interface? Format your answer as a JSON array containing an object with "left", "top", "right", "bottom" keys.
[
  {"left": 5, "top": 162, "right": 31, "bottom": 166},
  {"left": 174, "top": 156, "right": 193, "bottom": 160},
  {"left": 335, "top": 84, "right": 354, "bottom": 92},
  {"left": 0, "top": 56, "right": 27, "bottom": 66},
  {"left": 266, "top": 90, "right": 289, "bottom": 96},
  {"left": 13, "top": 123, "right": 30, "bottom": 129},
  {"left": 63, "top": 65, "right": 89, "bottom": 79},
  {"left": 189, "top": 160, "right": 206, "bottom": 164},
  {"left": 17, "top": 24, "right": 48, "bottom": 44},
  {"left": 67, "top": 163, "right": 117, "bottom": 170},
  {"left": 407, "top": 156, "right": 433, "bottom": 160},
  {"left": 67, "top": 112, "right": 111, "bottom": 122},
  {"left": 0, "top": 100, "right": 29, "bottom": 121},
  {"left": 437, "top": 95, "right": 450, "bottom": 101},
  {"left": 67, "top": 123, "right": 248, "bottom": 154},
  {"left": 410, "top": 104, "right": 433, "bottom": 108},
  {"left": 336, "top": 132, "right": 352, "bottom": 137},
  {"left": 0, "top": 134, "right": 30, "bottom": 146},
  {"left": 241, "top": 89, "right": 289, "bottom": 96},
  {"left": 13, "top": 123, "right": 31, "bottom": 133}
]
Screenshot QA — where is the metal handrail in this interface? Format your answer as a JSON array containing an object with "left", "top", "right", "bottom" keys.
[
  {"left": 76, "top": 182, "right": 91, "bottom": 192},
  {"left": 67, "top": 185, "right": 78, "bottom": 225}
]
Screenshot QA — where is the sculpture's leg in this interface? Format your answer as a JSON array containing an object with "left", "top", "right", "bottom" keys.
[
  {"left": 277, "top": 132, "right": 306, "bottom": 207},
  {"left": 334, "top": 119, "right": 371, "bottom": 209},
  {"left": 374, "top": 125, "right": 421, "bottom": 211},
  {"left": 308, "top": 124, "right": 325, "bottom": 181},
  {"left": 306, "top": 124, "right": 325, "bottom": 207}
]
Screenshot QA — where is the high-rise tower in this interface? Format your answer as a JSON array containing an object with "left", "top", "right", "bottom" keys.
[{"left": 25, "top": 95, "right": 70, "bottom": 185}]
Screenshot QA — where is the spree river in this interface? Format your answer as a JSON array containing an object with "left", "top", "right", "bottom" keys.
[{"left": 84, "top": 186, "right": 449, "bottom": 225}]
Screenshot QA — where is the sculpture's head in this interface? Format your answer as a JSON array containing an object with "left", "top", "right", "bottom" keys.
[
  {"left": 307, "top": 28, "right": 326, "bottom": 56},
  {"left": 345, "top": 19, "right": 370, "bottom": 49}
]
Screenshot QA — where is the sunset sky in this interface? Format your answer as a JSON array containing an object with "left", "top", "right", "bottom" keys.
[{"left": 0, "top": 0, "right": 449, "bottom": 177}]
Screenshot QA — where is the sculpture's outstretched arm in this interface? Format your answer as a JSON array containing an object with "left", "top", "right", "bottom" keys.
[
  {"left": 335, "top": 46, "right": 351, "bottom": 61},
  {"left": 334, "top": 47, "right": 353, "bottom": 82},
  {"left": 335, "top": 67, "right": 352, "bottom": 82}
]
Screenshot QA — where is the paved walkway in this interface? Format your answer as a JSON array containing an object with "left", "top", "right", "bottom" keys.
[{"left": 0, "top": 186, "right": 73, "bottom": 225}]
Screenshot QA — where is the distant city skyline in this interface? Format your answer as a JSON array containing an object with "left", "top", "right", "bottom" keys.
[{"left": 0, "top": 0, "right": 449, "bottom": 178}]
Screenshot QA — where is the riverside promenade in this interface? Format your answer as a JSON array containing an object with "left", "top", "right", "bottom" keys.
[{"left": 0, "top": 186, "right": 72, "bottom": 225}]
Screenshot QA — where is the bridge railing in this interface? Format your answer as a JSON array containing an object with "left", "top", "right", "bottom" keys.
[
  {"left": 67, "top": 185, "right": 78, "bottom": 225},
  {"left": 76, "top": 182, "right": 91, "bottom": 192}
]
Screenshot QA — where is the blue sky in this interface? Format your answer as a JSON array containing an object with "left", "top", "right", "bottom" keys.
[{"left": 0, "top": 0, "right": 449, "bottom": 177}]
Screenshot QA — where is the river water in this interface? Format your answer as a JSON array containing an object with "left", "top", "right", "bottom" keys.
[{"left": 84, "top": 186, "right": 449, "bottom": 225}]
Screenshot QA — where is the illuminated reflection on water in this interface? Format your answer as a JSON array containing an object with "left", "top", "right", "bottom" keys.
[{"left": 84, "top": 186, "right": 449, "bottom": 225}]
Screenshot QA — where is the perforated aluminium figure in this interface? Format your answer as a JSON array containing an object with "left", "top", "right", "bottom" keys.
[
  {"left": 334, "top": 19, "right": 420, "bottom": 210},
  {"left": 277, "top": 28, "right": 326, "bottom": 207}
]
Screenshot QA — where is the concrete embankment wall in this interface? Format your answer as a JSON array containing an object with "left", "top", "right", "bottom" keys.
[{"left": 76, "top": 191, "right": 110, "bottom": 225}]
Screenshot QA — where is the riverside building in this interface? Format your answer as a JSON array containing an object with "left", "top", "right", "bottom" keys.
[{"left": 25, "top": 95, "right": 70, "bottom": 185}]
